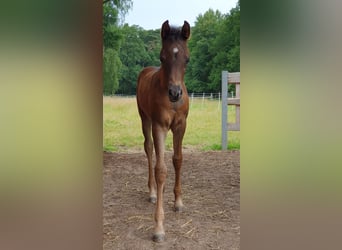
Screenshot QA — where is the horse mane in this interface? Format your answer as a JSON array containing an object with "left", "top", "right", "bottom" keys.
[{"left": 164, "top": 26, "right": 183, "bottom": 41}]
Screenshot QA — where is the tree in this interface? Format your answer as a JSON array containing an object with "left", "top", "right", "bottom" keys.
[
  {"left": 110, "top": 2, "right": 240, "bottom": 95},
  {"left": 103, "top": 0, "right": 132, "bottom": 95},
  {"left": 139, "top": 28, "right": 162, "bottom": 67},
  {"left": 118, "top": 25, "right": 150, "bottom": 94},
  {"left": 209, "top": 2, "right": 240, "bottom": 93},
  {"left": 185, "top": 9, "right": 223, "bottom": 93},
  {"left": 185, "top": 3, "right": 240, "bottom": 94},
  {"left": 103, "top": 0, "right": 132, "bottom": 24},
  {"left": 103, "top": 48, "right": 122, "bottom": 94},
  {"left": 115, "top": 25, "right": 163, "bottom": 94}
]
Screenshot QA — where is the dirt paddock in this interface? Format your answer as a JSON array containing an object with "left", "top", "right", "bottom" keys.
[{"left": 103, "top": 150, "right": 240, "bottom": 249}]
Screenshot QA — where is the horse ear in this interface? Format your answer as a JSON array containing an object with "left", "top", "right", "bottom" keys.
[
  {"left": 161, "top": 20, "right": 170, "bottom": 40},
  {"left": 181, "top": 21, "right": 190, "bottom": 40}
]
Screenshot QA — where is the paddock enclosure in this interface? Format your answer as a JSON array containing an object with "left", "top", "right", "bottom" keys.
[
  {"left": 221, "top": 71, "right": 240, "bottom": 150},
  {"left": 103, "top": 150, "right": 240, "bottom": 249}
]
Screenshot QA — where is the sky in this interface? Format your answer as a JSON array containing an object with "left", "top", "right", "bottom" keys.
[{"left": 124, "top": 0, "right": 238, "bottom": 30}]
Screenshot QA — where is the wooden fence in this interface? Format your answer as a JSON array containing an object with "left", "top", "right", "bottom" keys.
[{"left": 221, "top": 71, "right": 240, "bottom": 150}]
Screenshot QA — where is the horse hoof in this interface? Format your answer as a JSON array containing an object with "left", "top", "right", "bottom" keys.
[
  {"left": 152, "top": 233, "right": 165, "bottom": 242},
  {"left": 149, "top": 197, "right": 156, "bottom": 204}
]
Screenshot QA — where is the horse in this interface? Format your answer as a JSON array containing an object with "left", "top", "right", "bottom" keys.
[{"left": 136, "top": 20, "right": 191, "bottom": 242}]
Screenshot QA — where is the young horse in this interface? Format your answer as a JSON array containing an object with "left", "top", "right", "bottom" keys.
[{"left": 136, "top": 20, "right": 190, "bottom": 242}]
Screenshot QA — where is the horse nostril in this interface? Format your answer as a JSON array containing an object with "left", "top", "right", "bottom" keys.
[{"left": 168, "top": 85, "right": 182, "bottom": 101}]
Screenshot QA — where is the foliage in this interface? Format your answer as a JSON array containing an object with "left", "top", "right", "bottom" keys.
[
  {"left": 103, "top": 0, "right": 133, "bottom": 22},
  {"left": 117, "top": 25, "right": 160, "bottom": 94},
  {"left": 186, "top": 3, "right": 240, "bottom": 94},
  {"left": 185, "top": 9, "right": 223, "bottom": 93},
  {"left": 103, "top": 48, "right": 121, "bottom": 94},
  {"left": 103, "top": 0, "right": 132, "bottom": 95},
  {"left": 103, "top": 1, "right": 240, "bottom": 95}
]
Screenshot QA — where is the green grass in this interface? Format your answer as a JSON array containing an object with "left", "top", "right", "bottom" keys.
[{"left": 103, "top": 96, "right": 240, "bottom": 151}]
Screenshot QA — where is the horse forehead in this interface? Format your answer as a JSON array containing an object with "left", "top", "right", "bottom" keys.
[{"left": 168, "top": 44, "right": 187, "bottom": 55}]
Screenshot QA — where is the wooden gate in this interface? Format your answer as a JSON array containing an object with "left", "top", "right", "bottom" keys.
[{"left": 221, "top": 71, "right": 240, "bottom": 150}]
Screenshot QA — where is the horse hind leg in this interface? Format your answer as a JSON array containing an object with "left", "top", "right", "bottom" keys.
[
  {"left": 173, "top": 154, "right": 184, "bottom": 212},
  {"left": 141, "top": 118, "right": 157, "bottom": 203}
]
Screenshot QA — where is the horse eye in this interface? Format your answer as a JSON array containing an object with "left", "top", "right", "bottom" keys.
[
  {"left": 160, "top": 55, "right": 166, "bottom": 63},
  {"left": 185, "top": 57, "right": 190, "bottom": 64}
]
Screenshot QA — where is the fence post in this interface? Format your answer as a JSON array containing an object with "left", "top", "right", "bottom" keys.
[
  {"left": 191, "top": 93, "right": 194, "bottom": 108},
  {"left": 235, "top": 82, "right": 240, "bottom": 132},
  {"left": 221, "top": 71, "right": 228, "bottom": 150}
]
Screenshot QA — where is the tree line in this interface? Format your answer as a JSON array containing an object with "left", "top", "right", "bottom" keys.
[{"left": 103, "top": 0, "right": 240, "bottom": 95}]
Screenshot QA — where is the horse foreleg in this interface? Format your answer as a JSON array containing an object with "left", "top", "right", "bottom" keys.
[
  {"left": 172, "top": 121, "right": 186, "bottom": 212},
  {"left": 151, "top": 124, "right": 167, "bottom": 242},
  {"left": 141, "top": 118, "right": 156, "bottom": 203}
]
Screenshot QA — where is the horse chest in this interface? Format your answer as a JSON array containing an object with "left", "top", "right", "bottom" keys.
[{"left": 151, "top": 105, "right": 186, "bottom": 127}]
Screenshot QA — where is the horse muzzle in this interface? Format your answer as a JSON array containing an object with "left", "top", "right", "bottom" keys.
[{"left": 168, "top": 85, "right": 182, "bottom": 102}]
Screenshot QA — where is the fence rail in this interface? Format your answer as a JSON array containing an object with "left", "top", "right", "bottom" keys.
[
  {"left": 109, "top": 92, "right": 236, "bottom": 98},
  {"left": 221, "top": 71, "right": 240, "bottom": 150}
]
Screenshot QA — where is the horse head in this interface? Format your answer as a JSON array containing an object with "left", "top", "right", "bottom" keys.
[{"left": 160, "top": 20, "right": 190, "bottom": 102}]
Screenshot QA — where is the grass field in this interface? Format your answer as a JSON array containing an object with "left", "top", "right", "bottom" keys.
[{"left": 103, "top": 96, "right": 240, "bottom": 151}]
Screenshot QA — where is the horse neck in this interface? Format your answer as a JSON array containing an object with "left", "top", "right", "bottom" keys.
[{"left": 158, "top": 66, "right": 169, "bottom": 90}]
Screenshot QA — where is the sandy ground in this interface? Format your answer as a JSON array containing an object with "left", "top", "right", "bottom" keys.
[{"left": 103, "top": 150, "right": 240, "bottom": 249}]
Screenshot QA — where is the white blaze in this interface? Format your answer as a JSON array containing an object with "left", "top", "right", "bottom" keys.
[{"left": 173, "top": 47, "right": 179, "bottom": 54}]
